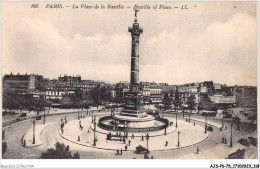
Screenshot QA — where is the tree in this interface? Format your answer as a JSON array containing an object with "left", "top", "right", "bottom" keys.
[
  {"left": 187, "top": 95, "right": 196, "bottom": 112},
  {"left": 198, "top": 95, "right": 216, "bottom": 112},
  {"left": 40, "top": 142, "right": 80, "bottom": 159},
  {"left": 60, "top": 97, "right": 74, "bottom": 108},
  {"left": 163, "top": 93, "right": 171, "bottom": 110},
  {"left": 173, "top": 89, "right": 180, "bottom": 111},
  {"left": 232, "top": 116, "right": 241, "bottom": 131}
]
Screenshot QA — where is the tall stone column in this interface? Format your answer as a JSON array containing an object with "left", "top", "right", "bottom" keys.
[{"left": 128, "top": 21, "right": 143, "bottom": 86}]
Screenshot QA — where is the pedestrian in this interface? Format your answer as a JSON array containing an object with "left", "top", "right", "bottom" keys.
[
  {"left": 117, "top": 149, "right": 119, "bottom": 154},
  {"left": 128, "top": 140, "right": 131, "bottom": 146},
  {"left": 78, "top": 135, "right": 80, "bottom": 141},
  {"left": 151, "top": 156, "right": 154, "bottom": 159},
  {"left": 141, "top": 135, "right": 144, "bottom": 141},
  {"left": 125, "top": 145, "right": 128, "bottom": 150},
  {"left": 221, "top": 137, "right": 224, "bottom": 143},
  {"left": 224, "top": 138, "right": 227, "bottom": 144},
  {"left": 194, "top": 122, "right": 195, "bottom": 126},
  {"left": 119, "top": 132, "right": 121, "bottom": 137},
  {"left": 23, "top": 139, "right": 26, "bottom": 147},
  {"left": 197, "top": 147, "right": 199, "bottom": 154},
  {"left": 132, "top": 134, "right": 134, "bottom": 139},
  {"left": 123, "top": 138, "right": 126, "bottom": 144},
  {"left": 165, "top": 141, "right": 168, "bottom": 146},
  {"left": 121, "top": 148, "right": 123, "bottom": 155}
]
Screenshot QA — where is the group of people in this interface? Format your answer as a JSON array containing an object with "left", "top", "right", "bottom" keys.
[{"left": 221, "top": 137, "right": 228, "bottom": 144}]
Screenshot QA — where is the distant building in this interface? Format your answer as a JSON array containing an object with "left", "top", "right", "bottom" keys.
[
  {"left": 150, "top": 88, "right": 162, "bottom": 104},
  {"left": 74, "top": 80, "right": 105, "bottom": 92},
  {"left": 201, "top": 81, "right": 214, "bottom": 94},
  {"left": 209, "top": 95, "right": 236, "bottom": 104},
  {"left": 115, "top": 81, "right": 130, "bottom": 102},
  {"left": 58, "top": 75, "right": 81, "bottom": 86},
  {"left": 45, "top": 87, "right": 75, "bottom": 100},
  {"left": 3, "top": 73, "right": 37, "bottom": 93}
]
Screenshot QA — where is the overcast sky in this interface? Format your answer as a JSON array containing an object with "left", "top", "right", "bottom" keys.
[{"left": 2, "top": 2, "right": 258, "bottom": 86}]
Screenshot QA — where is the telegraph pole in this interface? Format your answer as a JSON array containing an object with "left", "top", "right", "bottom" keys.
[
  {"left": 93, "top": 116, "right": 96, "bottom": 146},
  {"left": 205, "top": 116, "right": 207, "bottom": 134},
  {"left": 176, "top": 113, "right": 178, "bottom": 127},
  {"left": 43, "top": 108, "right": 46, "bottom": 125},
  {"left": 92, "top": 111, "right": 94, "bottom": 123},
  {"left": 177, "top": 131, "right": 180, "bottom": 147},
  {"left": 230, "top": 124, "right": 233, "bottom": 147},
  {"left": 32, "top": 120, "right": 36, "bottom": 144},
  {"left": 146, "top": 133, "right": 149, "bottom": 153}
]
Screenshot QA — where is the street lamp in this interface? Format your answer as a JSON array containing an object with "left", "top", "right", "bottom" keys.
[
  {"left": 43, "top": 108, "right": 46, "bottom": 125},
  {"left": 176, "top": 113, "right": 178, "bottom": 127},
  {"left": 230, "top": 124, "right": 233, "bottom": 147},
  {"left": 92, "top": 111, "right": 94, "bottom": 123},
  {"left": 189, "top": 112, "right": 191, "bottom": 123},
  {"left": 32, "top": 120, "right": 36, "bottom": 144},
  {"left": 146, "top": 133, "right": 149, "bottom": 153},
  {"left": 205, "top": 115, "right": 207, "bottom": 134},
  {"left": 222, "top": 118, "right": 224, "bottom": 129},
  {"left": 177, "top": 131, "right": 180, "bottom": 147},
  {"left": 93, "top": 116, "right": 97, "bottom": 146}
]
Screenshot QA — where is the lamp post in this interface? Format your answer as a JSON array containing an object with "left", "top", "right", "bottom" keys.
[
  {"left": 32, "top": 120, "right": 36, "bottom": 144},
  {"left": 177, "top": 131, "right": 180, "bottom": 147},
  {"left": 176, "top": 113, "right": 178, "bottom": 127},
  {"left": 126, "top": 122, "right": 128, "bottom": 138},
  {"left": 146, "top": 133, "right": 149, "bottom": 153},
  {"left": 230, "top": 124, "right": 233, "bottom": 147},
  {"left": 43, "top": 108, "right": 46, "bottom": 125},
  {"left": 189, "top": 112, "right": 191, "bottom": 123},
  {"left": 93, "top": 116, "right": 96, "bottom": 146},
  {"left": 205, "top": 115, "right": 207, "bottom": 134},
  {"left": 92, "top": 111, "right": 94, "bottom": 123}
]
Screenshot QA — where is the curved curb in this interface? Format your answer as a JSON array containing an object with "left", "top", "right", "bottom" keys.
[
  {"left": 58, "top": 125, "right": 209, "bottom": 152},
  {"left": 23, "top": 124, "right": 50, "bottom": 148},
  {"left": 58, "top": 129, "right": 128, "bottom": 151},
  {"left": 92, "top": 125, "right": 178, "bottom": 138}
]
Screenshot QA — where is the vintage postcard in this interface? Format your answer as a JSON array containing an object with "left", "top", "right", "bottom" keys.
[{"left": 1, "top": 1, "right": 259, "bottom": 168}]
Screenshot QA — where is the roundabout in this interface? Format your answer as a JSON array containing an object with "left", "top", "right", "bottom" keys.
[
  {"left": 58, "top": 113, "right": 209, "bottom": 151},
  {"left": 3, "top": 108, "right": 258, "bottom": 159}
]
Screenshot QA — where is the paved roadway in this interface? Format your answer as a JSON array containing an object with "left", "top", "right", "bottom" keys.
[{"left": 2, "top": 110, "right": 257, "bottom": 159}]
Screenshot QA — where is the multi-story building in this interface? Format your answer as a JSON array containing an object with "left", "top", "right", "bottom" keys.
[
  {"left": 45, "top": 87, "right": 75, "bottom": 100},
  {"left": 209, "top": 94, "right": 236, "bottom": 104},
  {"left": 114, "top": 81, "right": 130, "bottom": 103},
  {"left": 201, "top": 81, "right": 214, "bottom": 94},
  {"left": 3, "top": 73, "right": 37, "bottom": 93},
  {"left": 58, "top": 75, "right": 81, "bottom": 86},
  {"left": 150, "top": 88, "right": 162, "bottom": 104},
  {"left": 74, "top": 80, "right": 105, "bottom": 92}
]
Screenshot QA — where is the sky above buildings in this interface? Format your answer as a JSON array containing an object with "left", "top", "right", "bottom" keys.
[{"left": 2, "top": 2, "right": 258, "bottom": 86}]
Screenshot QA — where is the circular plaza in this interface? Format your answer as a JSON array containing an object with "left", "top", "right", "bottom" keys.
[{"left": 58, "top": 112, "right": 209, "bottom": 151}]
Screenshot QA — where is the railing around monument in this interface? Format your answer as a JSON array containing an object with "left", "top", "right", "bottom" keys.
[{"left": 98, "top": 116, "right": 169, "bottom": 133}]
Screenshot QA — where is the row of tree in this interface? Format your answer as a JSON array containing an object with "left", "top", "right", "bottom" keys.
[
  {"left": 3, "top": 90, "right": 47, "bottom": 111},
  {"left": 162, "top": 89, "right": 217, "bottom": 112}
]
